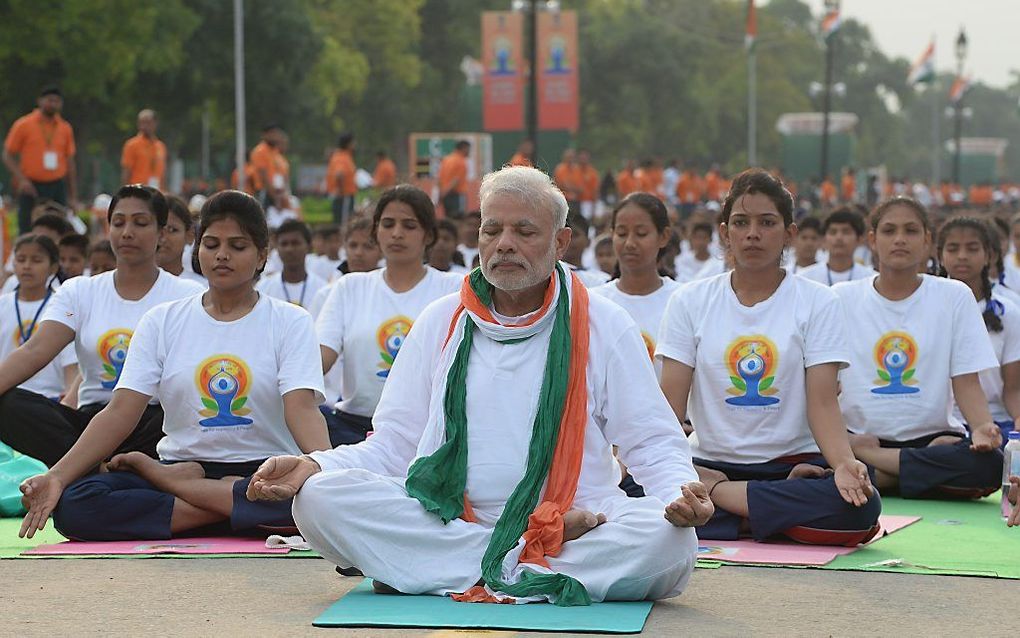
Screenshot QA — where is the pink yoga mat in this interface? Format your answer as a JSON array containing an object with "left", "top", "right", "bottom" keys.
[
  {"left": 697, "top": 514, "right": 920, "bottom": 566},
  {"left": 23, "top": 536, "right": 292, "bottom": 556}
]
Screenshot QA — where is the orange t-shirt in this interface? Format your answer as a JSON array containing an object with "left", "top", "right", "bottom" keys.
[
  {"left": 841, "top": 175, "right": 856, "bottom": 201},
  {"left": 554, "top": 163, "right": 583, "bottom": 201},
  {"left": 326, "top": 149, "right": 357, "bottom": 197},
  {"left": 676, "top": 172, "right": 702, "bottom": 204},
  {"left": 438, "top": 152, "right": 468, "bottom": 195},
  {"left": 509, "top": 153, "right": 532, "bottom": 167},
  {"left": 4, "top": 109, "right": 76, "bottom": 183},
  {"left": 616, "top": 170, "right": 637, "bottom": 198},
  {"left": 579, "top": 165, "right": 599, "bottom": 202},
  {"left": 373, "top": 158, "right": 397, "bottom": 189},
  {"left": 250, "top": 141, "right": 289, "bottom": 191},
  {"left": 645, "top": 167, "right": 664, "bottom": 194},
  {"left": 121, "top": 133, "right": 167, "bottom": 188},
  {"left": 821, "top": 180, "right": 837, "bottom": 204},
  {"left": 703, "top": 171, "right": 723, "bottom": 202}
]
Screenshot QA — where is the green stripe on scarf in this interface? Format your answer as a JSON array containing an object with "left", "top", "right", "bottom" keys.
[{"left": 405, "top": 265, "right": 590, "bottom": 606}]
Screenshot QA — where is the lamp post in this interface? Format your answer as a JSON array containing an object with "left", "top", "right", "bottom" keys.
[
  {"left": 512, "top": 0, "right": 560, "bottom": 164},
  {"left": 952, "top": 27, "right": 968, "bottom": 186},
  {"left": 819, "top": 0, "right": 840, "bottom": 185}
]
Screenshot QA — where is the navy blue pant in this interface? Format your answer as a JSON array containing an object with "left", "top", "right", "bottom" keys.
[
  {"left": 52, "top": 460, "right": 293, "bottom": 541},
  {"left": 879, "top": 431, "right": 1003, "bottom": 499},
  {"left": 694, "top": 455, "right": 882, "bottom": 545},
  {"left": 320, "top": 407, "right": 372, "bottom": 447}
]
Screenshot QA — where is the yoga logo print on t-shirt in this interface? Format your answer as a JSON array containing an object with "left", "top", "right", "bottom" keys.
[
  {"left": 640, "top": 330, "right": 655, "bottom": 360},
  {"left": 871, "top": 331, "right": 920, "bottom": 395},
  {"left": 97, "top": 328, "right": 133, "bottom": 389},
  {"left": 13, "top": 320, "right": 37, "bottom": 346},
  {"left": 376, "top": 315, "right": 413, "bottom": 379},
  {"left": 195, "top": 354, "right": 254, "bottom": 427},
  {"left": 724, "top": 335, "right": 780, "bottom": 407}
]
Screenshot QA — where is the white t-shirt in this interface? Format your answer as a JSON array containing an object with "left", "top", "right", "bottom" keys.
[
  {"left": 674, "top": 252, "right": 713, "bottom": 283},
  {"left": 657, "top": 272, "right": 850, "bottom": 464},
  {"left": 40, "top": 270, "right": 205, "bottom": 407},
  {"left": 1003, "top": 253, "right": 1020, "bottom": 291},
  {"left": 834, "top": 275, "right": 999, "bottom": 440},
  {"left": 116, "top": 294, "right": 325, "bottom": 463},
  {"left": 255, "top": 271, "right": 328, "bottom": 310},
  {"left": 1, "top": 274, "right": 61, "bottom": 295},
  {"left": 316, "top": 266, "right": 462, "bottom": 417},
  {"left": 797, "top": 261, "right": 876, "bottom": 287},
  {"left": 952, "top": 292, "right": 1020, "bottom": 423},
  {"left": 458, "top": 245, "right": 479, "bottom": 270},
  {"left": 308, "top": 255, "right": 343, "bottom": 283},
  {"left": 309, "top": 280, "right": 343, "bottom": 406},
  {"left": 266, "top": 206, "right": 299, "bottom": 230},
  {"left": 0, "top": 291, "right": 76, "bottom": 399},
  {"left": 569, "top": 266, "right": 610, "bottom": 288},
  {"left": 591, "top": 277, "right": 680, "bottom": 377}
]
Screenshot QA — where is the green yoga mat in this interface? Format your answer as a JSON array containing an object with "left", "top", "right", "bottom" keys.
[
  {"left": 821, "top": 496, "right": 1019, "bottom": 578},
  {"left": 313, "top": 580, "right": 653, "bottom": 633}
]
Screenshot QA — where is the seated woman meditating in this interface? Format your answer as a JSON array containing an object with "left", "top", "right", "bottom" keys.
[
  {"left": 657, "top": 168, "right": 881, "bottom": 546},
  {"left": 18, "top": 190, "right": 330, "bottom": 541}
]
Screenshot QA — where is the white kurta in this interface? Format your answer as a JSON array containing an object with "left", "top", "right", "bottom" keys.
[{"left": 296, "top": 289, "right": 699, "bottom": 602}]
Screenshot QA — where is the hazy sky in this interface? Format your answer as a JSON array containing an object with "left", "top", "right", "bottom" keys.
[{"left": 800, "top": 0, "right": 1017, "bottom": 88}]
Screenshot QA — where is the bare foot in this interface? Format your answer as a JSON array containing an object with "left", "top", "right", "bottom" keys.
[
  {"left": 787, "top": 463, "right": 830, "bottom": 480},
  {"left": 929, "top": 435, "right": 962, "bottom": 447},
  {"left": 562, "top": 509, "right": 607, "bottom": 542},
  {"left": 848, "top": 433, "right": 881, "bottom": 455},
  {"left": 694, "top": 465, "right": 729, "bottom": 498},
  {"left": 107, "top": 452, "right": 204, "bottom": 492}
]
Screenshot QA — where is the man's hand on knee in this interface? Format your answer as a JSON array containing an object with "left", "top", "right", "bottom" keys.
[
  {"left": 664, "top": 481, "right": 714, "bottom": 527},
  {"left": 246, "top": 455, "right": 321, "bottom": 502}
]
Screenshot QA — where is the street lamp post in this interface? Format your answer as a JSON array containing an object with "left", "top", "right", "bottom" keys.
[
  {"left": 952, "top": 28, "right": 968, "bottom": 186},
  {"left": 819, "top": 0, "right": 840, "bottom": 185}
]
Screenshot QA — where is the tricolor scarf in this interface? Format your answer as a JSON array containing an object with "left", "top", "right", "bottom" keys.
[{"left": 404, "top": 262, "right": 591, "bottom": 606}]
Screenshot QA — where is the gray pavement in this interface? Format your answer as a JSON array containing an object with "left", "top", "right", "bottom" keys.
[{"left": 0, "top": 558, "right": 1011, "bottom": 636}]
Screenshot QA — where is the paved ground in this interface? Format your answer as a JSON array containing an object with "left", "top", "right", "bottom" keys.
[{"left": 0, "top": 558, "right": 1011, "bottom": 636}]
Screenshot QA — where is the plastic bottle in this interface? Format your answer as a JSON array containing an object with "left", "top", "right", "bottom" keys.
[{"left": 1002, "top": 431, "right": 1020, "bottom": 519}]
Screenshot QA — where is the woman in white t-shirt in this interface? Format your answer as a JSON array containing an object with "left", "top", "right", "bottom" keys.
[
  {"left": 159, "top": 196, "right": 207, "bottom": 286},
  {"left": 0, "top": 185, "right": 204, "bottom": 467},
  {"left": 317, "top": 185, "right": 461, "bottom": 446},
  {"left": 19, "top": 190, "right": 330, "bottom": 541},
  {"left": 839, "top": 198, "right": 1004, "bottom": 499},
  {"left": 657, "top": 169, "right": 879, "bottom": 545},
  {"left": 939, "top": 217, "right": 1020, "bottom": 444},
  {"left": 0, "top": 235, "right": 77, "bottom": 402}
]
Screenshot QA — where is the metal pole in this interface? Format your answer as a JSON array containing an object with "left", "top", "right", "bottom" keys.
[
  {"left": 748, "top": 47, "right": 757, "bottom": 166},
  {"left": 930, "top": 83, "right": 940, "bottom": 186},
  {"left": 953, "top": 100, "right": 963, "bottom": 185},
  {"left": 201, "top": 105, "right": 210, "bottom": 181},
  {"left": 819, "top": 32, "right": 834, "bottom": 183},
  {"left": 233, "top": 0, "right": 247, "bottom": 192},
  {"left": 527, "top": 0, "right": 538, "bottom": 164}
]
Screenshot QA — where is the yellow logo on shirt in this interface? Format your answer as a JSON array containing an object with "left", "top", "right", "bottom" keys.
[
  {"left": 640, "top": 330, "right": 655, "bottom": 361},
  {"left": 13, "top": 320, "right": 37, "bottom": 346},
  {"left": 97, "top": 329, "right": 133, "bottom": 389},
  {"left": 724, "top": 335, "right": 780, "bottom": 406},
  {"left": 196, "top": 354, "right": 254, "bottom": 427},
  {"left": 376, "top": 315, "right": 413, "bottom": 379},
  {"left": 871, "top": 331, "right": 920, "bottom": 395}
]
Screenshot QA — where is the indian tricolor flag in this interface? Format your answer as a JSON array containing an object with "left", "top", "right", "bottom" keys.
[
  {"left": 745, "top": 0, "right": 757, "bottom": 51},
  {"left": 949, "top": 75, "right": 970, "bottom": 103},
  {"left": 907, "top": 40, "right": 935, "bottom": 85},
  {"left": 821, "top": 8, "right": 841, "bottom": 40}
]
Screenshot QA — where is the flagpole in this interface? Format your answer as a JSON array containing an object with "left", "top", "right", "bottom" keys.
[
  {"left": 931, "top": 79, "right": 940, "bottom": 186},
  {"left": 748, "top": 46, "right": 757, "bottom": 166},
  {"left": 233, "top": 0, "right": 247, "bottom": 192}
]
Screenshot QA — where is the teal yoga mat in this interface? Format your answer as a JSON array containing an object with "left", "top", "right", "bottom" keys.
[{"left": 313, "top": 580, "right": 653, "bottom": 633}]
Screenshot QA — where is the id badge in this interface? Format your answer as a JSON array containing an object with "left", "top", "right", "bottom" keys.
[
  {"left": 43, "top": 151, "right": 58, "bottom": 171},
  {"left": 147, "top": 177, "right": 160, "bottom": 188},
  {"left": 272, "top": 174, "right": 285, "bottom": 189}
]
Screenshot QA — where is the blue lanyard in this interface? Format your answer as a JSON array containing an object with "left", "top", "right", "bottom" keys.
[
  {"left": 15, "top": 285, "right": 53, "bottom": 345},
  {"left": 282, "top": 277, "right": 308, "bottom": 307}
]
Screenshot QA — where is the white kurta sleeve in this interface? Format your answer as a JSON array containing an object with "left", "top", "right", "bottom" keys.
[{"left": 600, "top": 324, "right": 699, "bottom": 507}]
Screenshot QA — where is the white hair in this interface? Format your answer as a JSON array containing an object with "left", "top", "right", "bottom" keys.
[{"left": 479, "top": 165, "right": 568, "bottom": 229}]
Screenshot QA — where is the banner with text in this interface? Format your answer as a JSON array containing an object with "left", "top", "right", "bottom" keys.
[{"left": 482, "top": 11, "right": 525, "bottom": 131}]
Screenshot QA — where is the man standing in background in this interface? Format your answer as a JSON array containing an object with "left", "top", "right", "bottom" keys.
[{"left": 120, "top": 109, "right": 166, "bottom": 190}]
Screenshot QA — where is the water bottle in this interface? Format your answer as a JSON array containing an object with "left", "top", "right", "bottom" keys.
[{"left": 1003, "top": 431, "right": 1020, "bottom": 519}]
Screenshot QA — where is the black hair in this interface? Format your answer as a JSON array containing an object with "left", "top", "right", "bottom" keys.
[
  {"left": 166, "top": 195, "right": 193, "bottom": 230},
  {"left": 567, "top": 213, "right": 591, "bottom": 238},
  {"left": 937, "top": 217, "right": 1002, "bottom": 332},
  {"left": 436, "top": 219, "right": 459, "bottom": 239},
  {"left": 609, "top": 192, "right": 673, "bottom": 279},
  {"left": 313, "top": 224, "right": 341, "bottom": 239},
  {"left": 986, "top": 224, "right": 1008, "bottom": 286},
  {"left": 275, "top": 218, "right": 312, "bottom": 245},
  {"left": 455, "top": 140, "right": 471, "bottom": 151},
  {"left": 30, "top": 213, "right": 74, "bottom": 237},
  {"left": 689, "top": 222, "right": 714, "bottom": 238},
  {"left": 14, "top": 233, "right": 60, "bottom": 266},
  {"left": 721, "top": 169, "right": 794, "bottom": 226},
  {"left": 195, "top": 190, "right": 270, "bottom": 277},
  {"left": 464, "top": 210, "right": 481, "bottom": 222},
  {"left": 58, "top": 233, "right": 89, "bottom": 256},
  {"left": 824, "top": 206, "right": 866, "bottom": 237},
  {"left": 338, "top": 132, "right": 355, "bottom": 149},
  {"left": 372, "top": 185, "right": 438, "bottom": 250},
  {"left": 39, "top": 85, "right": 62, "bottom": 98},
  {"left": 797, "top": 216, "right": 823, "bottom": 234},
  {"left": 262, "top": 123, "right": 282, "bottom": 133},
  {"left": 108, "top": 184, "right": 169, "bottom": 228},
  {"left": 345, "top": 215, "right": 375, "bottom": 239},
  {"left": 871, "top": 196, "right": 931, "bottom": 233},
  {"left": 90, "top": 239, "right": 114, "bottom": 257}
]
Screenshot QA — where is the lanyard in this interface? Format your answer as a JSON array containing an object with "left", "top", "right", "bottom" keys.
[
  {"left": 15, "top": 285, "right": 53, "bottom": 345},
  {"left": 37, "top": 115, "right": 57, "bottom": 148},
  {"left": 282, "top": 277, "right": 308, "bottom": 307},
  {"left": 827, "top": 265, "right": 854, "bottom": 287}
]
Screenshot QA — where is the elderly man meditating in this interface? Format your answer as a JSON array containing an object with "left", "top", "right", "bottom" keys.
[{"left": 248, "top": 166, "right": 711, "bottom": 606}]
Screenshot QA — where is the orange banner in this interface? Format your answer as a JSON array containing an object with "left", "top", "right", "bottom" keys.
[
  {"left": 537, "top": 10, "right": 579, "bottom": 132},
  {"left": 482, "top": 11, "right": 525, "bottom": 131}
]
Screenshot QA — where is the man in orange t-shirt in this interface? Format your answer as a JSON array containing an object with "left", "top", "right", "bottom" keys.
[
  {"left": 702, "top": 164, "right": 724, "bottom": 203},
  {"left": 840, "top": 168, "right": 857, "bottom": 203},
  {"left": 438, "top": 140, "right": 471, "bottom": 219},
  {"left": 553, "top": 149, "right": 583, "bottom": 216},
  {"left": 326, "top": 132, "right": 358, "bottom": 226},
  {"left": 249, "top": 124, "right": 290, "bottom": 204},
  {"left": 820, "top": 176, "right": 837, "bottom": 207},
  {"left": 508, "top": 139, "right": 533, "bottom": 167},
  {"left": 675, "top": 167, "right": 703, "bottom": 216},
  {"left": 577, "top": 149, "right": 600, "bottom": 221},
  {"left": 120, "top": 109, "right": 166, "bottom": 190},
  {"left": 2, "top": 86, "right": 78, "bottom": 234},
  {"left": 373, "top": 151, "right": 397, "bottom": 190},
  {"left": 616, "top": 160, "right": 638, "bottom": 199}
]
